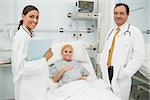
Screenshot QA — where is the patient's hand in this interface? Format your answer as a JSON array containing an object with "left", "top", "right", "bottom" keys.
[
  {"left": 79, "top": 75, "right": 87, "bottom": 80},
  {"left": 63, "top": 66, "right": 73, "bottom": 72}
]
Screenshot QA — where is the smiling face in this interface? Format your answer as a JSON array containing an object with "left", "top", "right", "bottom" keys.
[
  {"left": 114, "top": 5, "right": 129, "bottom": 27},
  {"left": 22, "top": 10, "right": 39, "bottom": 32},
  {"left": 62, "top": 46, "right": 73, "bottom": 61}
]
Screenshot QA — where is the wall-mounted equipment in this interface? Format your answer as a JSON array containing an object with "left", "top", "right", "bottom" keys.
[
  {"left": 77, "top": 1, "right": 94, "bottom": 13},
  {"left": 67, "top": 12, "right": 98, "bottom": 20}
]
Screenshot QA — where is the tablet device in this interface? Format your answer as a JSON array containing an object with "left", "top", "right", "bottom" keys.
[{"left": 27, "top": 38, "right": 52, "bottom": 61}]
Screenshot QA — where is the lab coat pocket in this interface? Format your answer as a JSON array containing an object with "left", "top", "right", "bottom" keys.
[{"left": 117, "top": 67, "right": 129, "bottom": 80}]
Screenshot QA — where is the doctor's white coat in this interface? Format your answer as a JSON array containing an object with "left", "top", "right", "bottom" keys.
[
  {"left": 11, "top": 26, "right": 49, "bottom": 100},
  {"left": 100, "top": 23, "right": 145, "bottom": 100}
]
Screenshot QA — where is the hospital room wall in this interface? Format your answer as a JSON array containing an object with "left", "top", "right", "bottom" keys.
[
  {"left": 0, "top": 0, "right": 149, "bottom": 49},
  {"left": 143, "top": 0, "right": 150, "bottom": 60},
  {"left": 127, "top": 0, "right": 148, "bottom": 31},
  {"left": 144, "top": 0, "right": 150, "bottom": 61},
  {"left": 14, "top": 0, "right": 98, "bottom": 63},
  {"left": 97, "top": 0, "right": 113, "bottom": 50},
  {"left": 148, "top": 0, "right": 150, "bottom": 30},
  {"left": 0, "top": 1, "right": 15, "bottom": 98},
  {"left": 0, "top": 0, "right": 98, "bottom": 41},
  {"left": 0, "top": 0, "right": 98, "bottom": 57},
  {"left": 0, "top": 0, "right": 16, "bottom": 32},
  {"left": 147, "top": 0, "right": 150, "bottom": 30}
]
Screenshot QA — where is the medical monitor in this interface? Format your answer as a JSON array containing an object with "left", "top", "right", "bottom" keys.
[{"left": 77, "top": 1, "right": 94, "bottom": 13}]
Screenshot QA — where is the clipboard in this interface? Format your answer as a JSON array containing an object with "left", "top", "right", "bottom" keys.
[{"left": 27, "top": 38, "right": 52, "bottom": 61}]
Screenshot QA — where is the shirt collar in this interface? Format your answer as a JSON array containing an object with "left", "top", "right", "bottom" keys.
[{"left": 115, "top": 22, "right": 129, "bottom": 36}]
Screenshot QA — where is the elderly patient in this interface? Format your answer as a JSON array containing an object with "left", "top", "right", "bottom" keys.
[{"left": 49, "top": 44, "right": 90, "bottom": 86}]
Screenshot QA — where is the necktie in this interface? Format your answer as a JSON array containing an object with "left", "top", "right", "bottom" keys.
[{"left": 107, "top": 27, "right": 120, "bottom": 67}]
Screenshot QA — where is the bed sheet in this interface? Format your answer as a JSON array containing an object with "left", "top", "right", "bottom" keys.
[{"left": 47, "top": 80, "right": 121, "bottom": 100}]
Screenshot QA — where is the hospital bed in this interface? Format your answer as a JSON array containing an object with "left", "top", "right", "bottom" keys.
[
  {"left": 46, "top": 41, "right": 121, "bottom": 100},
  {"left": 133, "top": 71, "right": 149, "bottom": 92},
  {"left": 131, "top": 60, "right": 150, "bottom": 99}
]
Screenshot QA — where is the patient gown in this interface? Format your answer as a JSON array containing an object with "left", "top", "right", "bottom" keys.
[{"left": 49, "top": 60, "right": 90, "bottom": 86}]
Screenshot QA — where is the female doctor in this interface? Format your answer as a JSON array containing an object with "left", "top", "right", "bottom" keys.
[
  {"left": 100, "top": 3, "right": 145, "bottom": 100},
  {"left": 11, "top": 5, "right": 53, "bottom": 100}
]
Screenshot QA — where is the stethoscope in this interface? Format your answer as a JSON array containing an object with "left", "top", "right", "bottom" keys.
[
  {"left": 22, "top": 26, "right": 34, "bottom": 38},
  {"left": 106, "top": 24, "right": 131, "bottom": 40}
]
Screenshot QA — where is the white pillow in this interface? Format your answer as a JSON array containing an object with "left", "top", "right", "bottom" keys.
[{"left": 47, "top": 41, "right": 89, "bottom": 65}]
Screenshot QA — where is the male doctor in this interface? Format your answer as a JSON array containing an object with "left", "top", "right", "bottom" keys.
[{"left": 100, "top": 3, "right": 145, "bottom": 100}]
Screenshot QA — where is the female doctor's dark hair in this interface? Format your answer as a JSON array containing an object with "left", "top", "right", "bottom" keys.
[{"left": 17, "top": 5, "right": 39, "bottom": 30}]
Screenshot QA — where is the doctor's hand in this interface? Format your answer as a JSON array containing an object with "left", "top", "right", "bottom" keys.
[{"left": 44, "top": 48, "right": 53, "bottom": 61}]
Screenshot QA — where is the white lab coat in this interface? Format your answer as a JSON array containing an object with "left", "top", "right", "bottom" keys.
[
  {"left": 100, "top": 23, "right": 145, "bottom": 100},
  {"left": 11, "top": 26, "right": 49, "bottom": 100}
]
